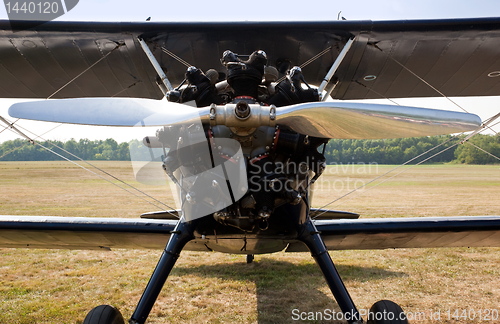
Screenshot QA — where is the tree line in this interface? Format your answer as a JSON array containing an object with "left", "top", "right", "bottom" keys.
[
  {"left": 0, "top": 138, "right": 131, "bottom": 161},
  {"left": 325, "top": 134, "right": 500, "bottom": 164},
  {"left": 0, "top": 134, "right": 499, "bottom": 164}
]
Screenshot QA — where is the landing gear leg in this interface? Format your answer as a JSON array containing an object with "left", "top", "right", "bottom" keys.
[
  {"left": 297, "top": 218, "right": 363, "bottom": 324},
  {"left": 129, "top": 219, "right": 197, "bottom": 324}
]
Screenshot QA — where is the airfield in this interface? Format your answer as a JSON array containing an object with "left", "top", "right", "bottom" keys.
[{"left": 1, "top": 161, "right": 499, "bottom": 323}]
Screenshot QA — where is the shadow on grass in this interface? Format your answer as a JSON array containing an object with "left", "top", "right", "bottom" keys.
[{"left": 173, "top": 257, "right": 405, "bottom": 324}]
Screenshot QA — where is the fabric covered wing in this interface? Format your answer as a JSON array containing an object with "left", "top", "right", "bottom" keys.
[
  {"left": 0, "top": 21, "right": 163, "bottom": 99},
  {"left": 0, "top": 216, "right": 204, "bottom": 251},
  {"left": 0, "top": 18, "right": 499, "bottom": 99},
  {"left": 332, "top": 18, "right": 500, "bottom": 99},
  {"left": 286, "top": 216, "right": 500, "bottom": 251}
]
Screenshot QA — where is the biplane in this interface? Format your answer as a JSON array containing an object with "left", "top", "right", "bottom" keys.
[{"left": 1, "top": 17, "right": 500, "bottom": 324}]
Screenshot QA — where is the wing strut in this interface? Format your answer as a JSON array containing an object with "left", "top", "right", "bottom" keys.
[
  {"left": 318, "top": 37, "right": 355, "bottom": 101},
  {"left": 138, "top": 38, "right": 174, "bottom": 95}
]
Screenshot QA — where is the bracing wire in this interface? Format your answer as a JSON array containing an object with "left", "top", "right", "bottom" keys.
[
  {"left": 0, "top": 121, "right": 13, "bottom": 135},
  {"left": 47, "top": 43, "right": 124, "bottom": 99},
  {"left": 300, "top": 46, "right": 333, "bottom": 69},
  {"left": 0, "top": 117, "right": 20, "bottom": 135},
  {"left": 353, "top": 80, "right": 401, "bottom": 106},
  {"left": 276, "top": 46, "right": 334, "bottom": 84},
  {"left": 161, "top": 47, "right": 192, "bottom": 68}
]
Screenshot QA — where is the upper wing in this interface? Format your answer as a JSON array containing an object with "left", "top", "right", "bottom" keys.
[
  {"left": 333, "top": 18, "right": 500, "bottom": 99},
  {"left": 1, "top": 18, "right": 499, "bottom": 99},
  {"left": 2, "top": 215, "right": 500, "bottom": 251}
]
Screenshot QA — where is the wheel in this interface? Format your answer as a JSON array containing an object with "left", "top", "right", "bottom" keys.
[
  {"left": 367, "top": 300, "right": 408, "bottom": 324},
  {"left": 246, "top": 254, "right": 254, "bottom": 264},
  {"left": 83, "top": 305, "right": 125, "bottom": 324}
]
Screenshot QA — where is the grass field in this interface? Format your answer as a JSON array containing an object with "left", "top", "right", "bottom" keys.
[{"left": 1, "top": 161, "right": 499, "bottom": 323}]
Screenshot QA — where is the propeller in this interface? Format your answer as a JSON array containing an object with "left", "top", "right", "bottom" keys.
[
  {"left": 9, "top": 98, "right": 481, "bottom": 139},
  {"left": 10, "top": 97, "right": 481, "bottom": 221}
]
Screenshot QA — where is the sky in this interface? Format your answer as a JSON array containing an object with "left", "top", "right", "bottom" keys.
[{"left": 0, "top": 0, "right": 500, "bottom": 143}]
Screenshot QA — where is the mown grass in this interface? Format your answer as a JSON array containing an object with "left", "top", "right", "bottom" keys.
[{"left": 1, "top": 161, "right": 499, "bottom": 323}]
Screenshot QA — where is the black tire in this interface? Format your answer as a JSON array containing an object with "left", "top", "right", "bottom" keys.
[
  {"left": 83, "top": 305, "right": 125, "bottom": 324},
  {"left": 367, "top": 300, "right": 408, "bottom": 324}
]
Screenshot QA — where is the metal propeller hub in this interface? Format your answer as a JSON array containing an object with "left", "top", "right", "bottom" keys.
[{"left": 234, "top": 100, "right": 251, "bottom": 119}]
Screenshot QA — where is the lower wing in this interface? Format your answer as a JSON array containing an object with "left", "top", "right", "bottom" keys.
[{"left": 1, "top": 215, "right": 500, "bottom": 251}]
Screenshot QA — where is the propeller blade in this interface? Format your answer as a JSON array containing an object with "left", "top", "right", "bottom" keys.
[
  {"left": 276, "top": 101, "right": 481, "bottom": 139},
  {"left": 8, "top": 98, "right": 209, "bottom": 127}
]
